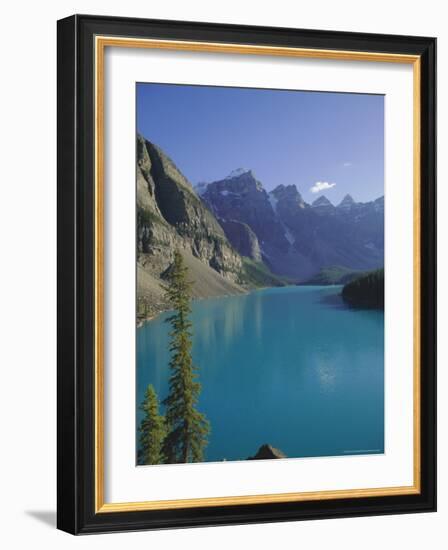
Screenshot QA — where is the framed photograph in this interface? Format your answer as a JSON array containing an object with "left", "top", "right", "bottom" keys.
[{"left": 57, "top": 14, "right": 436, "bottom": 534}]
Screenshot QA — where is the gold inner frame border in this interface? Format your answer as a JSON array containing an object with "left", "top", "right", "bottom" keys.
[{"left": 94, "top": 36, "right": 421, "bottom": 513}]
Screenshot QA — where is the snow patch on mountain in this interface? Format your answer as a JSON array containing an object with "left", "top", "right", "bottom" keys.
[
  {"left": 268, "top": 192, "right": 294, "bottom": 245},
  {"left": 220, "top": 189, "right": 240, "bottom": 197},
  {"left": 284, "top": 226, "right": 295, "bottom": 245},
  {"left": 268, "top": 193, "right": 278, "bottom": 214}
]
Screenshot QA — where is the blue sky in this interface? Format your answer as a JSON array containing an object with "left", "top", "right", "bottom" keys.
[{"left": 137, "top": 83, "right": 384, "bottom": 204}]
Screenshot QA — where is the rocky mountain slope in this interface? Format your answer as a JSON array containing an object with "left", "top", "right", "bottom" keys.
[
  {"left": 136, "top": 135, "right": 282, "bottom": 321},
  {"left": 198, "top": 171, "right": 384, "bottom": 280}
]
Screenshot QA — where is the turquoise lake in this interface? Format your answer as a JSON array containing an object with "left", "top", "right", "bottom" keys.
[{"left": 136, "top": 285, "right": 384, "bottom": 462}]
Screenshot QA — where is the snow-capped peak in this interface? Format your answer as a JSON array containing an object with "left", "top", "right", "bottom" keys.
[
  {"left": 225, "top": 168, "right": 251, "bottom": 179},
  {"left": 312, "top": 195, "right": 333, "bottom": 207}
]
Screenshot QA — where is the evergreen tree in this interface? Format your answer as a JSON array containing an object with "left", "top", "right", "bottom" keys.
[
  {"left": 137, "top": 384, "right": 166, "bottom": 465},
  {"left": 162, "top": 251, "right": 210, "bottom": 463},
  {"left": 342, "top": 268, "right": 384, "bottom": 309}
]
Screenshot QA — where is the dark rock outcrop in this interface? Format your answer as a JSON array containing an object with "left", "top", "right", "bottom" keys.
[{"left": 248, "top": 444, "right": 287, "bottom": 460}]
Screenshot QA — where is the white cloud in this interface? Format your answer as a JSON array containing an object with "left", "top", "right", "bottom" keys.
[
  {"left": 310, "top": 181, "right": 336, "bottom": 194},
  {"left": 343, "top": 162, "right": 352, "bottom": 167}
]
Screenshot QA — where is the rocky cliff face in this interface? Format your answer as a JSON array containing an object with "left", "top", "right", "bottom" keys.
[
  {"left": 137, "top": 135, "right": 248, "bottom": 319},
  {"left": 219, "top": 219, "right": 262, "bottom": 262},
  {"left": 137, "top": 134, "right": 244, "bottom": 278}
]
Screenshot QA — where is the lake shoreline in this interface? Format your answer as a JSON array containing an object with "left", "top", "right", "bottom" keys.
[
  {"left": 137, "top": 283, "right": 347, "bottom": 328},
  {"left": 136, "top": 280, "right": 304, "bottom": 328}
]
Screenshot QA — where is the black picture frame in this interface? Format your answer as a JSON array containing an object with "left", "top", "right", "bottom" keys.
[{"left": 57, "top": 14, "right": 436, "bottom": 534}]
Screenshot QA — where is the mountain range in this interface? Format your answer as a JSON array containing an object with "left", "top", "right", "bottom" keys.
[
  {"left": 197, "top": 169, "right": 384, "bottom": 280},
  {"left": 136, "top": 134, "right": 384, "bottom": 319}
]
